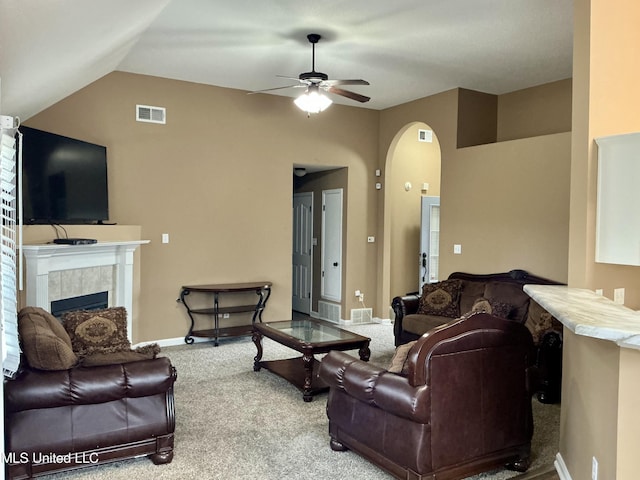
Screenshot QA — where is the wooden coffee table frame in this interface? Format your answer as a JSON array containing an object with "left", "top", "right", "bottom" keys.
[{"left": 252, "top": 320, "right": 371, "bottom": 402}]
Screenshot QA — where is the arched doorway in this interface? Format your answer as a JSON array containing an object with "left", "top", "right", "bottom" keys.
[{"left": 380, "top": 122, "right": 442, "bottom": 314}]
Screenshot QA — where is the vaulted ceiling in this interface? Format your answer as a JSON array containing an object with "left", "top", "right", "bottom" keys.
[{"left": 0, "top": 0, "right": 573, "bottom": 120}]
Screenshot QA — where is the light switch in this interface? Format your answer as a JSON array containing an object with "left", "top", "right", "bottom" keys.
[
  {"left": 453, "top": 244, "right": 462, "bottom": 254},
  {"left": 162, "top": 233, "right": 169, "bottom": 244}
]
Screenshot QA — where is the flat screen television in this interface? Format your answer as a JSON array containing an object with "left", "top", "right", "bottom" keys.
[{"left": 19, "top": 126, "right": 109, "bottom": 225}]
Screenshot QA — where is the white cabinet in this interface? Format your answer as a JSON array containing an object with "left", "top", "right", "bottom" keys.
[{"left": 595, "top": 132, "right": 640, "bottom": 265}]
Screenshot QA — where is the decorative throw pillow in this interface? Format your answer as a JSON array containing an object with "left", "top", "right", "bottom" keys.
[
  {"left": 18, "top": 306, "right": 78, "bottom": 370},
  {"left": 525, "top": 300, "right": 562, "bottom": 345},
  {"left": 63, "top": 307, "right": 131, "bottom": 357},
  {"left": 470, "top": 297, "right": 514, "bottom": 319},
  {"left": 417, "top": 279, "right": 461, "bottom": 318},
  {"left": 388, "top": 340, "right": 417, "bottom": 375}
]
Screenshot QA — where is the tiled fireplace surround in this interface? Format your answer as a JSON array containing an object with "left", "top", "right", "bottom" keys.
[
  {"left": 49, "top": 265, "right": 115, "bottom": 307},
  {"left": 21, "top": 241, "right": 148, "bottom": 342}
]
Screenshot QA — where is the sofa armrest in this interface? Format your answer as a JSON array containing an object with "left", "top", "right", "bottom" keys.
[
  {"left": 392, "top": 294, "right": 420, "bottom": 345},
  {"left": 319, "top": 351, "right": 430, "bottom": 423}
]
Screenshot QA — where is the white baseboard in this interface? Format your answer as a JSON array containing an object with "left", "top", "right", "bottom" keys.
[{"left": 555, "top": 452, "right": 572, "bottom": 480}]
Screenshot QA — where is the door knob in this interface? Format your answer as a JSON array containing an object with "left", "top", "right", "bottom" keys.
[{"left": 333, "top": 262, "right": 338, "bottom": 267}]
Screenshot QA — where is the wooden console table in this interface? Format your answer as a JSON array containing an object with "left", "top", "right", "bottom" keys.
[{"left": 179, "top": 282, "right": 272, "bottom": 346}]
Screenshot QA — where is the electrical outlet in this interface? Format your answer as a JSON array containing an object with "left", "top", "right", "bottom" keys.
[
  {"left": 595, "top": 289, "right": 603, "bottom": 296},
  {"left": 223, "top": 313, "right": 230, "bottom": 319},
  {"left": 592, "top": 456, "right": 598, "bottom": 480},
  {"left": 614, "top": 288, "right": 625, "bottom": 304}
]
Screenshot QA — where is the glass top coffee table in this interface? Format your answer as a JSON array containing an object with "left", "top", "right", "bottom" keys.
[{"left": 252, "top": 319, "right": 371, "bottom": 402}]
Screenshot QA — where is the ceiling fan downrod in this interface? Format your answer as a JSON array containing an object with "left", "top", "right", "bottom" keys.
[{"left": 299, "top": 33, "right": 328, "bottom": 82}]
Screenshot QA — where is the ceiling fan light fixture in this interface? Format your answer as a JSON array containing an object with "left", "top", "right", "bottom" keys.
[{"left": 294, "top": 88, "right": 332, "bottom": 114}]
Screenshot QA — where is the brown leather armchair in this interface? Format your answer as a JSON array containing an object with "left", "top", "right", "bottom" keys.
[{"left": 318, "top": 312, "right": 537, "bottom": 479}]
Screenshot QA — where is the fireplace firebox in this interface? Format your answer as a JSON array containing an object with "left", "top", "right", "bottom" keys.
[{"left": 50, "top": 291, "right": 109, "bottom": 318}]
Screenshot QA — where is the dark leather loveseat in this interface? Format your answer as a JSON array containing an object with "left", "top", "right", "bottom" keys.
[
  {"left": 319, "top": 312, "right": 537, "bottom": 479},
  {"left": 4, "top": 358, "right": 177, "bottom": 479},
  {"left": 4, "top": 307, "right": 177, "bottom": 479},
  {"left": 392, "top": 269, "right": 563, "bottom": 403}
]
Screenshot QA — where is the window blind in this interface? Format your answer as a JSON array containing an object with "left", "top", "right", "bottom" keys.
[{"left": 1, "top": 123, "right": 21, "bottom": 378}]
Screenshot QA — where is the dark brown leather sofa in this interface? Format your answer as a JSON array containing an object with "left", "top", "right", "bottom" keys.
[
  {"left": 4, "top": 357, "right": 177, "bottom": 479},
  {"left": 392, "top": 270, "right": 563, "bottom": 403},
  {"left": 318, "top": 312, "right": 537, "bottom": 480}
]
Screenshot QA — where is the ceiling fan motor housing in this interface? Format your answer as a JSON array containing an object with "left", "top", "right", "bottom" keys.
[{"left": 299, "top": 71, "right": 328, "bottom": 82}]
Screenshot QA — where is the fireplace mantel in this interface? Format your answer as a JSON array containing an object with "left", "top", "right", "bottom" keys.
[{"left": 21, "top": 240, "right": 149, "bottom": 341}]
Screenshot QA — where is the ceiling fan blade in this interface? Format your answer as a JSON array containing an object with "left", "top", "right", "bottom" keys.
[
  {"left": 276, "top": 75, "right": 305, "bottom": 82},
  {"left": 324, "top": 79, "right": 370, "bottom": 87},
  {"left": 248, "top": 84, "right": 304, "bottom": 94},
  {"left": 327, "top": 86, "right": 371, "bottom": 103}
]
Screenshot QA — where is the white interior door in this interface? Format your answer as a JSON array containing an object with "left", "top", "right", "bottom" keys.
[
  {"left": 321, "top": 189, "right": 343, "bottom": 302},
  {"left": 419, "top": 196, "right": 440, "bottom": 288},
  {"left": 292, "top": 192, "right": 313, "bottom": 313}
]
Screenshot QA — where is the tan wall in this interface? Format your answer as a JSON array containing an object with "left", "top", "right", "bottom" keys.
[
  {"left": 377, "top": 86, "right": 572, "bottom": 313},
  {"left": 560, "top": 0, "right": 640, "bottom": 478},
  {"left": 22, "top": 71, "right": 575, "bottom": 333},
  {"left": 497, "top": 79, "right": 573, "bottom": 142},
  {"left": 457, "top": 88, "right": 497, "bottom": 147},
  {"left": 442, "top": 133, "right": 571, "bottom": 282},
  {"left": 617, "top": 348, "right": 640, "bottom": 478},
  {"left": 389, "top": 123, "right": 441, "bottom": 297},
  {"left": 24, "top": 71, "right": 379, "bottom": 342},
  {"left": 570, "top": 0, "right": 640, "bottom": 306},
  {"left": 378, "top": 89, "right": 460, "bottom": 314},
  {"left": 560, "top": 331, "right": 619, "bottom": 480}
]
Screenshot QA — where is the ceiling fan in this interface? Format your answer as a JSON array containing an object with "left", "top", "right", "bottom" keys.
[{"left": 250, "top": 33, "right": 370, "bottom": 111}]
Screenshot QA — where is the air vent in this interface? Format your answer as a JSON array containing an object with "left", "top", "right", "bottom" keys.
[
  {"left": 350, "top": 308, "right": 373, "bottom": 324},
  {"left": 136, "top": 105, "right": 166, "bottom": 124},
  {"left": 418, "top": 129, "right": 433, "bottom": 142},
  {"left": 318, "top": 300, "right": 341, "bottom": 324}
]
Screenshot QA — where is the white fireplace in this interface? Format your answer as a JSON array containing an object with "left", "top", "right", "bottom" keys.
[{"left": 21, "top": 240, "right": 149, "bottom": 341}]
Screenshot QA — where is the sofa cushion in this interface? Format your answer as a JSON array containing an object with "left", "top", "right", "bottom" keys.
[
  {"left": 417, "top": 279, "right": 461, "bottom": 318},
  {"left": 483, "top": 282, "right": 530, "bottom": 322},
  {"left": 388, "top": 340, "right": 417, "bottom": 375},
  {"left": 403, "top": 314, "right": 449, "bottom": 337},
  {"left": 18, "top": 307, "right": 78, "bottom": 371},
  {"left": 459, "top": 280, "right": 488, "bottom": 314},
  {"left": 63, "top": 307, "right": 131, "bottom": 357}
]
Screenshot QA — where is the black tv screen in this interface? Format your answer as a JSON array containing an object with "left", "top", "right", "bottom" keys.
[{"left": 19, "top": 126, "right": 109, "bottom": 224}]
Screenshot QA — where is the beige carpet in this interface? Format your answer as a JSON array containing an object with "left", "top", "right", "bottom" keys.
[{"left": 41, "top": 322, "right": 560, "bottom": 479}]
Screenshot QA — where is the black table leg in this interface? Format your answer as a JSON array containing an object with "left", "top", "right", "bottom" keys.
[{"left": 252, "top": 331, "right": 263, "bottom": 371}]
